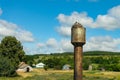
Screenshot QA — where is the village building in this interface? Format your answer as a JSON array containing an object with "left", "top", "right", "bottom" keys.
[
  {"left": 62, "top": 64, "right": 71, "bottom": 70},
  {"left": 16, "top": 62, "right": 33, "bottom": 72},
  {"left": 88, "top": 65, "right": 93, "bottom": 71},
  {"left": 36, "top": 62, "right": 45, "bottom": 68}
]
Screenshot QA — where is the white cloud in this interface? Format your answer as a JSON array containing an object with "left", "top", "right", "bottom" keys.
[
  {"left": 34, "top": 35, "right": 120, "bottom": 54},
  {"left": 91, "top": 5, "right": 120, "bottom": 29},
  {"left": 0, "top": 20, "right": 17, "bottom": 36},
  {"left": 46, "top": 38, "right": 57, "bottom": 48},
  {"left": 94, "top": 5, "right": 120, "bottom": 30},
  {"left": 108, "top": 5, "right": 120, "bottom": 18},
  {"left": 57, "top": 12, "right": 93, "bottom": 27},
  {"left": 60, "top": 39, "right": 73, "bottom": 52},
  {"left": 57, "top": 12, "right": 93, "bottom": 37},
  {"left": 59, "top": 36, "right": 120, "bottom": 53},
  {"left": 37, "top": 43, "right": 46, "bottom": 48},
  {"left": 36, "top": 38, "right": 59, "bottom": 54},
  {"left": 57, "top": 26, "right": 71, "bottom": 37},
  {"left": 57, "top": 5, "right": 120, "bottom": 37},
  {"left": 84, "top": 36, "right": 120, "bottom": 52},
  {"left": 36, "top": 38, "right": 73, "bottom": 54},
  {"left": 94, "top": 15, "right": 119, "bottom": 30},
  {"left": 0, "top": 19, "right": 34, "bottom": 42},
  {"left": 16, "top": 29, "right": 34, "bottom": 42},
  {"left": 0, "top": 8, "right": 2, "bottom": 16}
]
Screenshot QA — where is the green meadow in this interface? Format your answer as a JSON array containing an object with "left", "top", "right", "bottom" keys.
[{"left": 0, "top": 69, "right": 120, "bottom": 80}]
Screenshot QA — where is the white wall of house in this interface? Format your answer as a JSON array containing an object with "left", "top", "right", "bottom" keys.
[
  {"left": 36, "top": 63, "right": 45, "bottom": 68},
  {"left": 17, "top": 66, "right": 33, "bottom": 72}
]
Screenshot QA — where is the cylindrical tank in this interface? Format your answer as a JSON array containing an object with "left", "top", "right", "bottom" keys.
[
  {"left": 71, "top": 22, "right": 86, "bottom": 46},
  {"left": 71, "top": 22, "right": 86, "bottom": 80}
]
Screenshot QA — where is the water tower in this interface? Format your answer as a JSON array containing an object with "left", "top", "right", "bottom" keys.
[{"left": 71, "top": 22, "right": 86, "bottom": 80}]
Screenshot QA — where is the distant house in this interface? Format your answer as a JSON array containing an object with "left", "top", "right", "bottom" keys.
[
  {"left": 62, "top": 64, "right": 71, "bottom": 70},
  {"left": 16, "top": 62, "right": 33, "bottom": 72},
  {"left": 36, "top": 62, "right": 45, "bottom": 68},
  {"left": 88, "top": 65, "right": 92, "bottom": 71},
  {"left": 100, "top": 67, "right": 105, "bottom": 71}
]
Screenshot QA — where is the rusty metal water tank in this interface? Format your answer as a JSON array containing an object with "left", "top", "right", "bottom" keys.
[{"left": 71, "top": 22, "right": 86, "bottom": 46}]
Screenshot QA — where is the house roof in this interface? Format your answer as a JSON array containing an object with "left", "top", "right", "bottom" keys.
[
  {"left": 36, "top": 62, "right": 45, "bottom": 66},
  {"left": 18, "top": 62, "right": 29, "bottom": 69},
  {"left": 63, "top": 64, "right": 71, "bottom": 67}
]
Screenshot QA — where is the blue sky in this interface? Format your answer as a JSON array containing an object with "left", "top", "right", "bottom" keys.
[{"left": 0, "top": 0, "right": 120, "bottom": 54}]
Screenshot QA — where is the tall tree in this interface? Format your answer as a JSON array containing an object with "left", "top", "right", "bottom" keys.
[{"left": 0, "top": 36, "right": 25, "bottom": 76}]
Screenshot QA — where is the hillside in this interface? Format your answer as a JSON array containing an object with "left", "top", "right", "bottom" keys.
[
  {"left": 25, "top": 51, "right": 120, "bottom": 71},
  {"left": 84, "top": 51, "right": 120, "bottom": 56},
  {"left": 28, "top": 51, "right": 120, "bottom": 57}
]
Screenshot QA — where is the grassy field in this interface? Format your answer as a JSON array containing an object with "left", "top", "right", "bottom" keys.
[{"left": 0, "top": 68, "right": 120, "bottom": 80}]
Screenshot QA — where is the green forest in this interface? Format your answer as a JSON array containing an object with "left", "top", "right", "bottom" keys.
[{"left": 26, "top": 51, "right": 120, "bottom": 71}]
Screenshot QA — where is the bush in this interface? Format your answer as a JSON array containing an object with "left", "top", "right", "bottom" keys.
[
  {"left": 44, "top": 65, "right": 48, "bottom": 71},
  {"left": 0, "top": 56, "right": 17, "bottom": 77},
  {"left": 54, "top": 65, "right": 61, "bottom": 70},
  {"left": 91, "top": 64, "right": 99, "bottom": 70}
]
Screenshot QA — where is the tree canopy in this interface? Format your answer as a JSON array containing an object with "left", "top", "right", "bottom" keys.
[{"left": 0, "top": 36, "right": 25, "bottom": 76}]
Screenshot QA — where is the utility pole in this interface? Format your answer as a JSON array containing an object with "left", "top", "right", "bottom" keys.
[{"left": 71, "top": 22, "right": 86, "bottom": 80}]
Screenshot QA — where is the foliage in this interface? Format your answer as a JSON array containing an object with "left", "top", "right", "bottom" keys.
[
  {"left": 25, "top": 55, "right": 35, "bottom": 66},
  {"left": 41, "top": 55, "right": 74, "bottom": 70},
  {"left": 84, "top": 51, "right": 120, "bottom": 56},
  {"left": 44, "top": 65, "right": 48, "bottom": 71},
  {"left": 83, "top": 57, "right": 92, "bottom": 70},
  {"left": 0, "top": 55, "right": 17, "bottom": 77},
  {"left": 24, "top": 51, "right": 120, "bottom": 71},
  {"left": 91, "top": 64, "right": 99, "bottom": 70},
  {"left": 0, "top": 36, "right": 25, "bottom": 77}
]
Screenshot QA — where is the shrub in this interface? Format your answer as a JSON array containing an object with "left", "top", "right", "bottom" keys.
[
  {"left": 44, "top": 65, "right": 48, "bottom": 71},
  {"left": 0, "top": 56, "right": 17, "bottom": 77},
  {"left": 54, "top": 65, "right": 61, "bottom": 70}
]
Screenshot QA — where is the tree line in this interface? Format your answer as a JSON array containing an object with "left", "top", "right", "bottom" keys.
[{"left": 26, "top": 51, "right": 120, "bottom": 71}]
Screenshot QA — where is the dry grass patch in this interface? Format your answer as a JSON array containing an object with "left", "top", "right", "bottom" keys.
[
  {"left": 1, "top": 69, "right": 120, "bottom": 80},
  {"left": 17, "top": 68, "right": 73, "bottom": 78}
]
